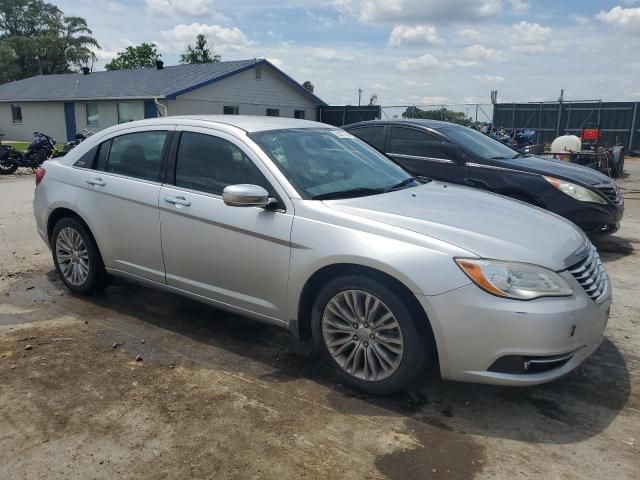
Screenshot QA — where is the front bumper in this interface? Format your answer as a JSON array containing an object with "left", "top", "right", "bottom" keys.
[
  {"left": 417, "top": 271, "right": 611, "bottom": 386},
  {"left": 563, "top": 199, "right": 624, "bottom": 235}
]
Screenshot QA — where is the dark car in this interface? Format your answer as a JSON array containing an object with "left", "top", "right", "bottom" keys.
[{"left": 344, "top": 120, "right": 624, "bottom": 236}]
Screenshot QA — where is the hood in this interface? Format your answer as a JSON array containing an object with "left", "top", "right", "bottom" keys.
[
  {"left": 324, "top": 182, "right": 587, "bottom": 271},
  {"left": 501, "top": 155, "right": 611, "bottom": 186}
]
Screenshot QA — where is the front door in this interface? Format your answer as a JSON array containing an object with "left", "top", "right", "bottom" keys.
[
  {"left": 74, "top": 128, "right": 171, "bottom": 283},
  {"left": 159, "top": 128, "right": 293, "bottom": 321},
  {"left": 386, "top": 126, "right": 465, "bottom": 183}
]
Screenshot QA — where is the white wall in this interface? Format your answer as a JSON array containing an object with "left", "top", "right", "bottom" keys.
[
  {"left": 74, "top": 100, "right": 145, "bottom": 134},
  {"left": 0, "top": 101, "right": 66, "bottom": 142},
  {"left": 167, "top": 65, "right": 319, "bottom": 120}
]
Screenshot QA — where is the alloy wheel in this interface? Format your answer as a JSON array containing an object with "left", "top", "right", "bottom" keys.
[
  {"left": 321, "top": 289, "right": 404, "bottom": 382},
  {"left": 55, "top": 227, "right": 90, "bottom": 286}
]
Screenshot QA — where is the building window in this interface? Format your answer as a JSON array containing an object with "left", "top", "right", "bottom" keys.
[
  {"left": 266, "top": 108, "right": 280, "bottom": 117},
  {"left": 224, "top": 105, "right": 239, "bottom": 115},
  {"left": 11, "top": 104, "right": 22, "bottom": 123},
  {"left": 255, "top": 67, "right": 262, "bottom": 80},
  {"left": 86, "top": 103, "right": 99, "bottom": 126},
  {"left": 117, "top": 102, "right": 134, "bottom": 124},
  {"left": 294, "top": 110, "right": 306, "bottom": 119}
]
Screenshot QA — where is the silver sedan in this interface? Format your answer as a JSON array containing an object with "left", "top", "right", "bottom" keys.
[{"left": 33, "top": 116, "right": 611, "bottom": 394}]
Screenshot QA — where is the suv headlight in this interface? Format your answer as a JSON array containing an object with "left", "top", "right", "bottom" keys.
[
  {"left": 544, "top": 176, "right": 606, "bottom": 204},
  {"left": 455, "top": 258, "right": 573, "bottom": 300}
]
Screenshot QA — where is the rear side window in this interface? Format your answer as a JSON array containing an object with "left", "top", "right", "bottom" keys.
[
  {"left": 73, "top": 146, "right": 98, "bottom": 168},
  {"left": 390, "top": 127, "right": 452, "bottom": 160},
  {"left": 94, "top": 140, "right": 111, "bottom": 171},
  {"left": 349, "top": 125, "right": 385, "bottom": 151},
  {"left": 103, "top": 131, "right": 168, "bottom": 181},
  {"left": 175, "top": 132, "right": 269, "bottom": 196}
]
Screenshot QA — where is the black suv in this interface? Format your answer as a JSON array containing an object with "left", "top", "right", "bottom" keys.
[{"left": 344, "top": 120, "right": 624, "bottom": 236}]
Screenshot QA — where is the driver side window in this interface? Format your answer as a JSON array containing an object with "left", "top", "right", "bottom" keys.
[
  {"left": 175, "top": 132, "right": 270, "bottom": 196},
  {"left": 390, "top": 127, "right": 453, "bottom": 160}
]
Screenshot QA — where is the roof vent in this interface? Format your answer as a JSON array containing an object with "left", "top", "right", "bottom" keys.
[
  {"left": 81, "top": 67, "right": 90, "bottom": 75},
  {"left": 155, "top": 60, "right": 164, "bottom": 70}
]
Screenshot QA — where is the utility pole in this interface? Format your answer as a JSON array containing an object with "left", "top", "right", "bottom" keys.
[{"left": 358, "top": 88, "right": 363, "bottom": 107}]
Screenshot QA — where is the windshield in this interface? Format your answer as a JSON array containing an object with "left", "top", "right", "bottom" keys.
[
  {"left": 249, "top": 128, "right": 416, "bottom": 199},
  {"left": 441, "top": 126, "right": 519, "bottom": 159}
]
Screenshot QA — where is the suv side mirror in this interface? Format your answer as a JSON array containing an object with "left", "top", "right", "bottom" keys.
[
  {"left": 223, "top": 184, "right": 271, "bottom": 208},
  {"left": 442, "top": 142, "right": 465, "bottom": 162}
]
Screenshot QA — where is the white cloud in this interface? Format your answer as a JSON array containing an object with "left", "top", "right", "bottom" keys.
[
  {"left": 371, "top": 83, "right": 387, "bottom": 90},
  {"left": 397, "top": 53, "right": 451, "bottom": 71},
  {"left": 418, "top": 96, "right": 449, "bottom": 104},
  {"left": 473, "top": 74, "right": 505, "bottom": 82},
  {"left": 509, "top": 21, "right": 552, "bottom": 52},
  {"left": 313, "top": 47, "right": 355, "bottom": 61},
  {"left": 459, "top": 28, "right": 482, "bottom": 42},
  {"left": 464, "top": 44, "right": 501, "bottom": 62},
  {"left": 161, "top": 24, "right": 254, "bottom": 52},
  {"left": 508, "top": 0, "right": 529, "bottom": 14},
  {"left": 267, "top": 57, "right": 284, "bottom": 68},
  {"left": 340, "top": 0, "right": 502, "bottom": 24},
  {"left": 146, "top": 0, "right": 226, "bottom": 19},
  {"left": 388, "top": 24, "right": 441, "bottom": 46},
  {"left": 596, "top": 6, "right": 640, "bottom": 34},
  {"left": 404, "top": 79, "right": 431, "bottom": 87}
]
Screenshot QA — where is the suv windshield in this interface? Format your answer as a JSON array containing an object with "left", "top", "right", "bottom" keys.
[
  {"left": 250, "top": 128, "right": 417, "bottom": 199},
  {"left": 441, "top": 126, "right": 519, "bottom": 160}
]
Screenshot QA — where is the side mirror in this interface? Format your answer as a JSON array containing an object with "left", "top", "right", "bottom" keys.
[
  {"left": 442, "top": 142, "right": 465, "bottom": 162},
  {"left": 223, "top": 184, "right": 271, "bottom": 208}
]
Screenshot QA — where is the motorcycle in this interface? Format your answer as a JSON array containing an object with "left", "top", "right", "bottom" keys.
[
  {"left": 0, "top": 131, "right": 60, "bottom": 175},
  {"left": 58, "top": 129, "right": 94, "bottom": 156}
]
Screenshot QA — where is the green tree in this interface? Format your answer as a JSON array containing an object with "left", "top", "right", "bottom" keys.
[
  {"left": 0, "top": 0, "right": 99, "bottom": 81},
  {"left": 302, "top": 80, "right": 314, "bottom": 93},
  {"left": 0, "top": 42, "right": 20, "bottom": 83},
  {"left": 402, "top": 106, "right": 473, "bottom": 126},
  {"left": 105, "top": 43, "right": 161, "bottom": 70},
  {"left": 180, "top": 34, "right": 220, "bottom": 64}
]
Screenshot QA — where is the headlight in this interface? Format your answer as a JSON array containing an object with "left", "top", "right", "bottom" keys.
[
  {"left": 544, "top": 176, "right": 606, "bottom": 204},
  {"left": 455, "top": 258, "right": 573, "bottom": 300}
]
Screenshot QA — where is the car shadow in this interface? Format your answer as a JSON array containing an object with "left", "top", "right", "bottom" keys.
[
  {"left": 10, "top": 270, "right": 633, "bottom": 447},
  {"left": 592, "top": 234, "right": 635, "bottom": 262}
]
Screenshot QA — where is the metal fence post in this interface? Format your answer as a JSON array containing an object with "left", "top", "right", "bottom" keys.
[
  {"left": 555, "top": 101, "right": 563, "bottom": 138},
  {"left": 629, "top": 102, "right": 638, "bottom": 150}
]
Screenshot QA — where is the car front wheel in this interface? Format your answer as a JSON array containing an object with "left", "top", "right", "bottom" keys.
[{"left": 311, "top": 275, "right": 429, "bottom": 394}]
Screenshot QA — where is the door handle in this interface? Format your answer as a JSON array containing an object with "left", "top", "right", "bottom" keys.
[
  {"left": 164, "top": 195, "right": 191, "bottom": 207},
  {"left": 86, "top": 177, "right": 105, "bottom": 186}
]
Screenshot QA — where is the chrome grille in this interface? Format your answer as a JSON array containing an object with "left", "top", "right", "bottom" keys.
[
  {"left": 594, "top": 183, "right": 622, "bottom": 204},
  {"left": 568, "top": 245, "right": 608, "bottom": 302}
]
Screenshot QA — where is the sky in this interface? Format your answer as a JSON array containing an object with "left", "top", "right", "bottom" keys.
[{"left": 53, "top": 0, "right": 640, "bottom": 110}]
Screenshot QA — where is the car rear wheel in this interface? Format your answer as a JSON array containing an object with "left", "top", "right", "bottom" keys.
[
  {"left": 311, "top": 275, "right": 429, "bottom": 394},
  {"left": 52, "top": 217, "right": 107, "bottom": 294}
]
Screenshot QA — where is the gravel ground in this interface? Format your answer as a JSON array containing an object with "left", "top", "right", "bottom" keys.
[{"left": 0, "top": 161, "right": 639, "bottom": 480}]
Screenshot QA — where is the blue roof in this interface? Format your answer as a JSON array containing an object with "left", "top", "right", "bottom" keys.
[{"left": 0, "top": 59, "right": 328, "bottom": 106}]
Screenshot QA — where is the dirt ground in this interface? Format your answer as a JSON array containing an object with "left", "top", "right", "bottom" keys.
[{"left": 1, "top": 161, "right": 639, "bottom": 480}]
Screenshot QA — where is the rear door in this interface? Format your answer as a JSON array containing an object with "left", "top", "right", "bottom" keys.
[
  {"left": 74, "top": 127, "right": 172, "bottom": 283},
  {"left": 158, "top": 127, "right": 294, "bottom": 321},
  {"left": 387, "top": 126, "right": 465, "bottom": 182}
]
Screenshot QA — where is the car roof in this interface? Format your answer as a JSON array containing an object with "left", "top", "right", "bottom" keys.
[
  {"left": 345, "top": 119, "right": 460, "bottom": 130},
  {"left": 126, "top": 115, "right": 331, "bottom": 133}
]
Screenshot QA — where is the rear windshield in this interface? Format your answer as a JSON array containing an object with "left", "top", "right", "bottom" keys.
[{"left": 442, "top": 126, "right": 518, "bottom": 159}]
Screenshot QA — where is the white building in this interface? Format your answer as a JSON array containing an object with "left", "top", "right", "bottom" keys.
[{"left": 0, "top": 59, "right": 327, "bottom": 142}]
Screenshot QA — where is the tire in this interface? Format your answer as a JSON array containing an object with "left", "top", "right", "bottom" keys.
[
  {"left": 0, "top": 151, "right": 18, "bottom": 174},
  {"left": 610, "top": 146, "right": 625, "bottom": 178},
  {"left": 51, "top": 217, "right": 108, "bottom": 294},
  {"left": 311, "top": 275, "right": 430, "bottom": 395}
]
